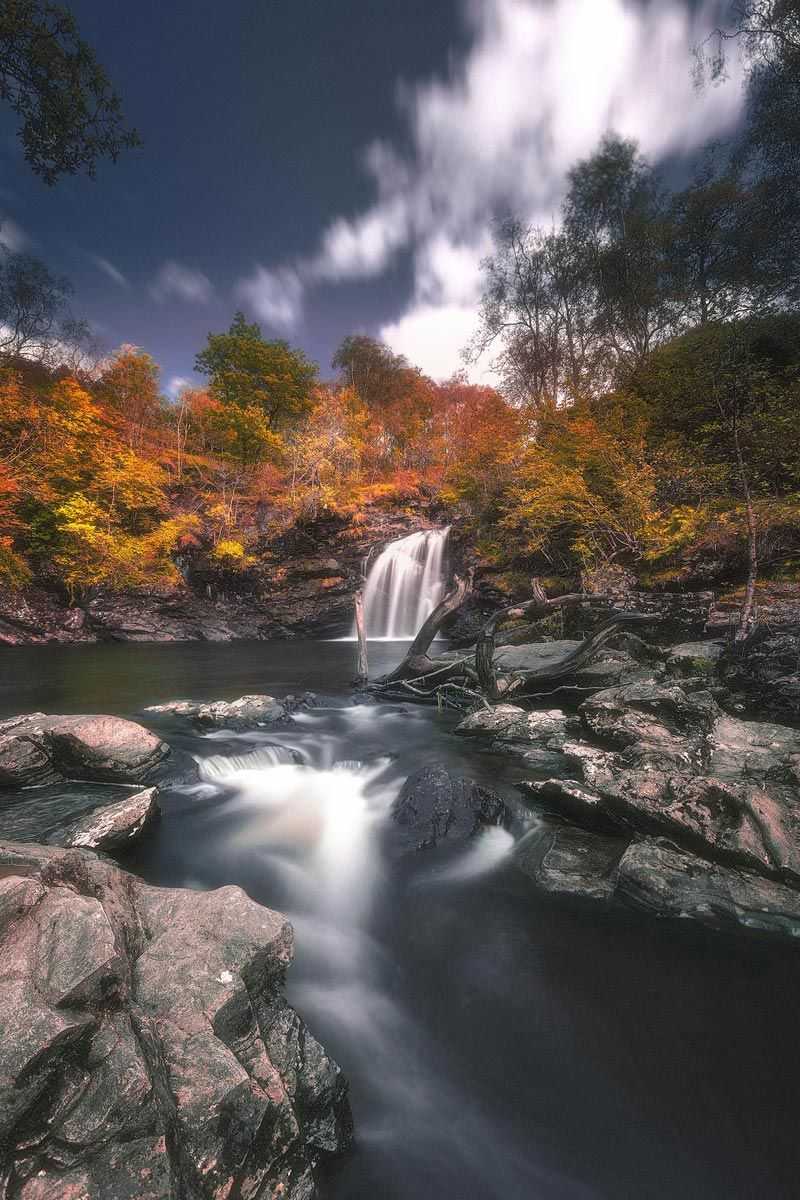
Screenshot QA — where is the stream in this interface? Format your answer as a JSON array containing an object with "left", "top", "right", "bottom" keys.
[{"left": 2, "top": 639, "right": 799, "bottom": 1199}]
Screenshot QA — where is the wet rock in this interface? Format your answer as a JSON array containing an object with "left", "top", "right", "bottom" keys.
[
  {"left": 579, "top": 681, "right": 719, "bottom": 751},
  {"left": 143, "top": 693, "right": 289, "bottom": 730},
  {"left": 518, "top": 778, "right": 625, "bottom": 835},
  {"left": 0, "top": 840, "right": 352, "bottom": 1198},
  {"left": 0, "top": 714, "right": 170, "bottom": 789},
  {"left": 55, "top": 787, "right": 160, "bottom": 851},
  {"left": 0, "top": 718, "right": 58, "bottom": 788},
  {"left": 391, "top": 764, "right": 511, "bottom": 852},
  {"left": 514, "top": 817, "right": 628, "bottom": 901},
  {"left": 617, "top": 839, "right": 800, "bottom": 940}
]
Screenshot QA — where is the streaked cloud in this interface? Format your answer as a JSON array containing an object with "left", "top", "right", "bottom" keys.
[
  {"left": 238, "top": 0, "right": 746, "bottom": 378},
  {"left": 150, "top": 260, "right": 213, "bottom": 304},
  {"left": 90, "top": 254, "right": 129, "bottom": 288},
  {"left": 0, "top": 218, "right": 29, "bottom": 253},
  {"left": 235, "top": 265, "right": 304, "bottom": 331}
]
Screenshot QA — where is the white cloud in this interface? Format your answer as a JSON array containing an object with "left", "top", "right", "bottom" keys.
[
  {"left": 238, "top": 0, "right": 746, "bottom": 377},
  {"left": 0, "top": 218, "right": 29, "bottom": 253},
  {"left": 381, "top": 303, "right": 484, "bottom": 380},
  {"left": 167, "top": 375, "right": 191, "bottom": 398},
  {"left": 150, "top": 260, "right": 213, "bottom": 304},
  {"left": 91, "top": 255, "right": 129, "bottom": 288},
  {"left": 236, "top": 265, "right": 304, "bottom": 331}
]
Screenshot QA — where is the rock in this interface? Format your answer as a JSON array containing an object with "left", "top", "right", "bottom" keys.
[
  {"left": 493, "top": 640, "right": 583, "bottom": 673},
  {"left": 455, "top": 704, "right": 528, "bottom": 736},
  {"left": 514, "top": 817, "right": 628, "bottom": 901},
  {"left": 55, "top": 787, "right": 160, "bottom": 851},
  {"left": 143, "top": 693, "right": 288, "bottom": 730},
  {"left": 391, "top": 764, "right": 511, "bottom": 852},
  {"left": 518, "top": 778, "right": 625, "bottom": 835},
  {"left": 0, "top": 718, "right": 58, "bottom": 788},
  {"left": 720, "top": 627, "right": 800, "bottom": 723},
  {"left": 0, "top": 714, "right": 170, "bottom": 789},
  {"left": 666, "top": 640, "right": 725, "bottom": 678},
  {"left": 0, "top": 840, "right": 352, "bottom": 1198},
  {"left": 706, "top": 713, "right": 800, "bottom": 785},
  {"left": 579, "top": 681, "right": 719, "bottom": 751},
  {"left": 617, "top": 839, "right": 800, "bottom": 941}
]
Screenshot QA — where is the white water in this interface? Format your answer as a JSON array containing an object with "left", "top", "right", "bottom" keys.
[{"left": 360, "top": 528, "right": 450, "bottom": 640}]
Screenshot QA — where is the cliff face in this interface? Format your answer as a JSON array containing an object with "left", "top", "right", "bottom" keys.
[{"left": 0, "top": 505, "right": 444, "bottom": 645}]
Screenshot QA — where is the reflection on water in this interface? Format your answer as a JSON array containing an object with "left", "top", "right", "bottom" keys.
[{"left": 4, "top": 641, "right": 800, "bottom": 1199}]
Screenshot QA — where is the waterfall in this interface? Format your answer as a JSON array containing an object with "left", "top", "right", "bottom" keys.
[{"left": 361, "top": 528, "right": 449, "bottom": 640}]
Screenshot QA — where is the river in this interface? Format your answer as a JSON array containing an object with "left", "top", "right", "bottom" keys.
[{"left": 1, "top": 640, "right": 799, "bottom": 1199}]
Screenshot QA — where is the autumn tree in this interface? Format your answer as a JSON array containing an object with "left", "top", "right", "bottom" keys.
[{"left": 98, "top": 346, "right": 163, "bottom": 448}]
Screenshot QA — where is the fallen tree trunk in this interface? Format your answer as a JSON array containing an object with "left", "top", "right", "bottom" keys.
[
  {"left": 475, "top": 580, "right": 612, "bottom": 699},
  {"left": 379, "top": 571, "right": 473, "bottom": 684},
  {"left": 501, "top": 612, "right": 658, "bottom": 698}
]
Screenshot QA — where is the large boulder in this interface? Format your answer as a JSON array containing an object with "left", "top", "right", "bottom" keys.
[
  {"left": 525, "top": 691, "right": 800, "bottom": 886},
  {"left": 55, "top": 786, "right": 160, "bottom": 852},
  {"left": 579, "top": 681, "right": 719, "bottom": 752},
  {"left": 0, "top": 714, "right": 170, "bottom": 790},
  {"left": 0, "top": 840, "right": 352, "bottom": 1198},
  {"left": 391, "top": 765, "right": 511, "bottom": 852},
  {"left": 143, "top": 693, "right": 290, "bottom": 730},
  {"left": 617, "top": 838, "right": 800, "bottom": 941}
]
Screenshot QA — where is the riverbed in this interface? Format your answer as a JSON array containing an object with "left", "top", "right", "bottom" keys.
[{"left": 2, "top": 641, "right": 799, "bottom": 1199}]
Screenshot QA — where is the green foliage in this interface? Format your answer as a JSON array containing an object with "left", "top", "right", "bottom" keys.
[
  {"left": 0, "top": 0, "right": 140, "bottom": 183},
  {"left": 195, "top": 313, "right": 317, "bottom": 433}
]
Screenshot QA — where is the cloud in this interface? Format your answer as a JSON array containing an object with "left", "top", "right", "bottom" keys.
[
  {"left": 243, "top": 0, "right": 745, "bottom": 378},
  {"left": 0, "top": 218, "right": 29, "bottom": 253},
  {"left": 150, "top": 260, "right": 213, "bottom": 304},
  {"left": 90, "top": 255, "right": 129, "bottom": 288},
  {"left": 235, "top": 265, "right": 304, "bottom": 331},
  {"left": 167, "top": 375, "right": 192, "bottom": 398}
]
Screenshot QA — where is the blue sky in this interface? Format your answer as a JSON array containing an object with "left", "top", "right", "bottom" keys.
[{"left": 0, "top": 0, "right": 745, "bottom": 394}]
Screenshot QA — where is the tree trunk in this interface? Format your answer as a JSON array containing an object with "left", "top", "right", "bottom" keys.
[
  {"left": 475, "top": 579, "right": 605, "bottom": 699},
  {"left": 353, "top": 589, "right": 369, "bottom": 685},
  {"left": 382, "top": 572, "right": 473, "bottom": 683},
  {"left": 732, "top": 413, "right": 758, "bottom": 641}
]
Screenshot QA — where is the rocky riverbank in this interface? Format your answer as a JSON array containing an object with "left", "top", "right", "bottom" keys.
[
  {"left": 0, "top": 507, "right": 443, "bottom": 646},
  {"left": 449, "top": 628, "right": 800, "bottom": 942},
  {"left": 0, "top": 705, "right": 353, "bottom": 1197}
]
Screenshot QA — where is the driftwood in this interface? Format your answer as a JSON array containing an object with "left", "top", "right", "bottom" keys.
[
  {"left": 353, "top": 588, "right": 368, "bottom": 686},
  {"left": 380, "top": 571, "right": 473, "bottom": 684},
  {"left": 365, "top": 570, "right": 662, "bottom": 711},
  {"left": 475, "top": 579, "right": 612, "bottom": 699}
]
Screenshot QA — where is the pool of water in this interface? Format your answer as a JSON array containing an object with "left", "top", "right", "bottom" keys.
[{"left": 1, "top": 641, "right": 799, "bottom": 1199}]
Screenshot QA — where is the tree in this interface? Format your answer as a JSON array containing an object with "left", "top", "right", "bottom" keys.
[
  {"left": 99, "top": 346, "right": 163, "bottom": 448},
  {"left": 696, "top": 2, "right": 800, "bottom": 308},
  {"left": 195, "top": 312, "right": 317, "bottom": 432},
  {"left": 0, "top": 251, "right": 74, "bottom": 358},
  {"left": 563, "top": 135, "right": 677, "bottom": 377},
  {"left": 633, "top": 316, "right": 800, "bottom": 632},
  {"left": 332, "top": 335, "right": 411, "bottom": 412},
  {"left": 471, "top": 220, "right": 598, "bottom": 407},
  {"left": 0, "top": 0, "right": 140, "bottom": 184}
]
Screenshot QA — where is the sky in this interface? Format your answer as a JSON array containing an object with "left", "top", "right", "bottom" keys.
[{"left": 0, "top": 0, "right": 746, "bottom": 395}]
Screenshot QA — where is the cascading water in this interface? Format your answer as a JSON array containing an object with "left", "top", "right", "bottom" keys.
[{"left": 360, "top": 527, "right": 450, "bottom": 640}]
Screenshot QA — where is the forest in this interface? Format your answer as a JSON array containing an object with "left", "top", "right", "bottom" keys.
[{"left": 1, "top": 4, "right": 799, "bottom": 629}]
